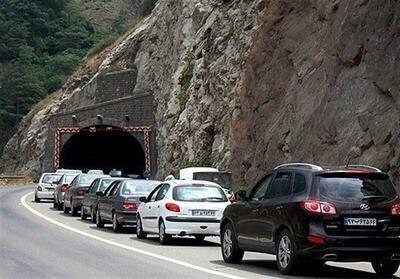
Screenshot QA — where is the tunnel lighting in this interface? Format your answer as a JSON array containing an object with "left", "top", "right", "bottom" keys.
[
  {"left": 125, "top": 115, "right": 130, "bottom": 122},
  {"left": 71, "top": 115, "right": 77, "bottom": 123}
]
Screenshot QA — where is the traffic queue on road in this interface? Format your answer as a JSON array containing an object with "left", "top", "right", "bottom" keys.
[{"left": 33, "top": 164, "right": 400, "bottom": 276}]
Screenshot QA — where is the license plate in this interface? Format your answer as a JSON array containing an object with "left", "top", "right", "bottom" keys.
[
  {"left": 192, "top": 210, "right": 215, "bottom": 216},
  {"left": 46, "top": 188, "right": 54, "bottom": 192},
  {"left": 344, "top": 218, "right": 377, "bottom": 226}
]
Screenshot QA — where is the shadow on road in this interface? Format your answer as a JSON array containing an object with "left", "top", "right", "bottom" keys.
[
  {"left": 133, "top": 236, "right": 220, "bottom": 247},
  {"left": 209, "top": 259, "right": 396, "bottom": 278}
]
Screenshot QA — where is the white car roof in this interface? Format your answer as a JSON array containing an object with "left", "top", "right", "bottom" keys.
[{"left": 168, "top": 179, "right": 222, "bottom": 188}]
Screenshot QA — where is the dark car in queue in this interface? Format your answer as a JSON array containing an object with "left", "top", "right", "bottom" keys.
[
  {"left": 63, "top": 174, "right": 109, "bottom": 216},
  {"left": 81, "top": 177, "right": 126, "bottom": 222},
  {"left": 96, "top": 179, "right": 161, "bottom": 232},
  {"left": 53, "top": 173, "right": 80, "bottom": 210},
  {"left": 220, "top": 163, "right": 400, "bottom": 276}
]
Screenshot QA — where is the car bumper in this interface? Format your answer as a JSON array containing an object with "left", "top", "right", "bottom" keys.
[
  {"left": 71, "top": 196, "right": 84, "bottom": 208},
  {"left": 298, "top": 236, "right": 400, "bottom": 262},
  {"left": 116, "top": 211, "right": 137, "bottom": 225},
  {"left": 36, "top": 191, "right": 55, "bottom": 199},
  {"left": 165, "top": 216, "right": 220, "bottom": 236}
]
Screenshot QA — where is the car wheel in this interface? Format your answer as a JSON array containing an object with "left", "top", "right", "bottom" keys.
[
  {"left": 81, "top": 207, "right": 87, "bottom": 220},
  {"left": 91, "top": 207, "right": 96, "bottom": 223},
  {"left": 96, "top": 209, "right": 104, "bottom": 228},
  {"left": 195, "top": 235, "right": 205, "bottom": 242},
  {"left": 57, "top": 201, "right": 63, "bottom": 210},
  {"left": 112, "top": 212, "right": 122, "bottom": 233},
  {"left": 159, "top": 220, "right": 171, "bottom": 245},
  {"left": 221, "top": 223, "right": 244, "bottom": 263},
  {"left": 276, "top": 229, "right": 298, "bottom": 275},
  {"left": 71, "top": 201, "right": 78, "bottom": 216},
  {"left": 136, "top": 215, "right": 147, "bottom": 239},
  {"left": 63, "top": 201, "right": 69, "bottom": 213},
  {"left": 53, "top": 200, "right": 57, "bottom": 209},
  {"left": 372, "top": 260, "right": 399, "bottom": 276},
  {"left": 34, "top": 194, "right": 40, "bottom": 203}
]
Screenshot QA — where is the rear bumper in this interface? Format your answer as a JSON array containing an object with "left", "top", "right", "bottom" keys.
[
  {"left": 36, "top": 191, "right": 55, "bottom": 199},
  {"left": 116, "top": 211, "right": 137, "bottom": 225},
  {"left": 298, "top": 236, "right": 400, "bottom": 262},
  {"left": 165, "top": 216, "right": 220, "bottom": 236},
  {"left": 71, "top": 196, "right": 84, "bottom": 208}
]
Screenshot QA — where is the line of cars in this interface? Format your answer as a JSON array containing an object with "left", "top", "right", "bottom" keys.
[{"left": 33, "top": 164, "right": 400, "bottom": 276}]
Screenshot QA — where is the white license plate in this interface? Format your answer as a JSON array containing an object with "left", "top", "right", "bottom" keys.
[
  {"left": 46, "top": 188, "right": 54, "bottom": 192},
  {"left": 192, "top": 210, "right": 216, "bottom": 216},
  {"left": 344, "top": 218, "right": 377, "bottom": 226}
]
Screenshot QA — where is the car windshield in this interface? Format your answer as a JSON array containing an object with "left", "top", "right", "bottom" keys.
[
  {"left": 120, "top": 180, "right": 160, "bottom": 195},
  {"left": 42, "top": 174, "right": 62, "bottom": 184},
  {"left": 173, "top": 185, "right": 228, "bottom": 202},
  {"left": 318, "top": 173, "right": 397, "bottom": 203},
  {"left": 78, "top": 175, "right": 102, "bottom": 186},
  {"left": 99, "top": 179, "right": 118, "bottom": 191}
]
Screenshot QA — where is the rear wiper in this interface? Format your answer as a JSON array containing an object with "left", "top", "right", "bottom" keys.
[{"left": 362, "top": 195, "right": 389, "bottom": 203}]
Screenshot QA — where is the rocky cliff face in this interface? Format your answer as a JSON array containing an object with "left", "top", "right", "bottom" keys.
[
  {"left": 1, "top": 0, "right": 399, "bottom": 187},
  {"left": 75, "top": 0, "right": 140, "bottom": 28}
]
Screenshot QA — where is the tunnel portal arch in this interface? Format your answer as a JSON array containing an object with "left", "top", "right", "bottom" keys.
[{"left": 56, "top": 125, "right": 151, "bottom": 176}]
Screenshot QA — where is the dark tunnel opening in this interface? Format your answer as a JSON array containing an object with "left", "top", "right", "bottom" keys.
[{"left": 59, "top": 126, "right": 145, "bottom": 176}]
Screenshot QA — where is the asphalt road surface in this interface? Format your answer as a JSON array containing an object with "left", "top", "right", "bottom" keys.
[{"left": 1, "top": 185, "right": 399, "bottom": 279}]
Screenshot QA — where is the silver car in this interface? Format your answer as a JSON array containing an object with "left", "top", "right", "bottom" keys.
[
  {"left": 34, "top": 173, "right": 62, "bottom": 202},
  {"left": 53, "top": 173, "right": 80, "bottom": 210}
]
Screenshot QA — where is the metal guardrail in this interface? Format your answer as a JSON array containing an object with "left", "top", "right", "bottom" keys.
[{"left": 0, "top": 176, "right": 26, "bottom": 180}]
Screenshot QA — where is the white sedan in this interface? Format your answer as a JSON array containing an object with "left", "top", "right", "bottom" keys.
[{"left": 136, "top": 180, "right": 231, "bottom": 244}]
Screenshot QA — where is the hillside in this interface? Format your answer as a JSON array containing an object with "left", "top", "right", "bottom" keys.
[{"left": 1, "top": 0, "right": 399, "bottom": 186}]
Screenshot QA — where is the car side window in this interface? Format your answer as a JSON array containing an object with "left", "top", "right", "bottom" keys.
[
  {"left": 89, "top": 180, "right": 97, "bottom": 193},
  {"left": 267, "top": 172, "right": 292, "bottom": 199},
  {"left": 155, "top": 184, "right": 170, "bottom": 201},
  {"left": 109, "top": 182, "right": 121, "bottom": 197},
  {"left": 146, "top": 184, "right": 162, "bottom": 202},
  {"left": 293, "top": 173, "right": 306, "bottom": 194},
  {"left": 249, "top": 174, "right": 274, "bottom": 201}
]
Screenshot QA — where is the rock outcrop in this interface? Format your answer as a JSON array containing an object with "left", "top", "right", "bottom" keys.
[{"left": 1, "top": 0, "right": 399, "bottom": 187}]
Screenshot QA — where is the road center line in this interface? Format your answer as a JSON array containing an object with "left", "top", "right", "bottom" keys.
[{"left": 21, "top": 192, "right": 251, "bottom": 279}]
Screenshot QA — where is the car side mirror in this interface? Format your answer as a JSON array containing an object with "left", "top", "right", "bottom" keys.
[
  {"left": 139, "top": 196, "right": 147, "bottom": 203},
  {"left": 96, "top": 191, "right": 103, "bottom": 197},
  {"left": 235, "top": 190, "right": 247, "bottom": 201}
]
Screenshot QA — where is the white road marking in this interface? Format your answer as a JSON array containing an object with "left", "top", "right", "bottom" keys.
[{"left": 21, "top": 192, "right": 272, "bottom": 279}]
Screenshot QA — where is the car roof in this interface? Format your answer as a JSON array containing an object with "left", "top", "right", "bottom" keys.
[
  {"left": 273, "top": 163, "right": 384, "bottom": 174},
  {"left": 167, "top": 179, "right": 222, "bottom": 188}
]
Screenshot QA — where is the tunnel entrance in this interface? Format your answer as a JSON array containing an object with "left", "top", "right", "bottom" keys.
[{"left": 59, "top": 126, "right": 145, "bottom": 176}]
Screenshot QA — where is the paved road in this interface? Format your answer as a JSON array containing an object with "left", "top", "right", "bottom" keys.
[{"left": 1, "top": 185, "right": 399, "bottom": 279}]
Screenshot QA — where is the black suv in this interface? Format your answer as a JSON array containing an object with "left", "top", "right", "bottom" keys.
[{"left": 220, "top": 163, "right": 400, "bottom": 276}]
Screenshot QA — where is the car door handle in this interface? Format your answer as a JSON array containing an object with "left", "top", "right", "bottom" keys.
[{"left": 275, "top": 205, "right": 283, "bottom": 210}]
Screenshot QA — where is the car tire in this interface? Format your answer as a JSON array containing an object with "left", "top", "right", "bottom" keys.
[
  {"left": 112, "top": 212, "right": 122, "bottom": 233},
  {"left": 372, "top": 260, "right": 399, "bottom": 276},
  {"left": 91, "top": 207, "right": 96, "bottom": 223},
  {"left": 276, "top": 229, "right": 298, "bottom": 275},
  {"left": 57, "top": 201, "right": 63, "bottom": 210},
  {"left": 195, "top": 235, "right": 205, "bottom": 242},
  {"left": 221, "top": 223, "right": 244, "bottom": 263},
  {"left": 81, "top": 207, "right": 87, "bottom": 220},
  {"left": 71, "top": 204, "right": 78, "bottom": 216},
  {"left": 136, "top": 215, "right": 147, "bottom": 239},
  {"left": 159, "top": 220, "right": 171, "bottom": 245},
  {"left": 53, "top": 200, "right": 57, "bottom": 209},
  {"left": 34, "top": 194, "right": 40, "bottom": 203},
  {"left": 96, "top": 209, "right": 104, "bottom": 228},
  {"left": 63, "top": 201, "right": 69, "bottom": 213}
]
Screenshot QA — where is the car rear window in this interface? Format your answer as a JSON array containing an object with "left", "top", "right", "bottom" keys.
[
  {"left": 78, "top": 175, "right": 103, "bottom": 186},
  {"left": 99, "top": 179, "right": 116, "bottom": 191},
  {"left": 65, "top": 174, "right": 77, "bottom": 184},
  {"left": 173, "top": 185, "right": 228, "bottom": 202},
  {"left": 41, "top": 174, "right": 62, "bottom": 184},
  {"left": 121, "top": 180, "right": 160, "bottom": 196},
  {"left": 318, "top": 173, "right": 397, "bottom": 203}
]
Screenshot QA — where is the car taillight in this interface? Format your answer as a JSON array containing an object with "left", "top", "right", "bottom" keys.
[
  {"left": 122, "top": 202, "right": 137, "bottom": 211},
  {"left": 300, "top": 200, "right": 337, "bottom": 215},
  {"left": 307, "top": 235, "right": 325, "bottom": 245},
  {"left": 165, "top": 203, "right": 180, "bottom": 212},
  {"left": 61, "top": 185, "right": 68, "bottom": 192},
  {"left": 37, "top": 186, "right": 42, "bottom": 191},
  {"left": 76, "top": 189, "right": 85, "bottom": 196},
  {"left": 391, "top": 203, "right": 400, "bottom": 216}
]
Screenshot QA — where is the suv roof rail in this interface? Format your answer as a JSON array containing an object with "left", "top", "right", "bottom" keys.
[
  {"left": 274, "top": 163, "right": 324, "bottom": 171},
  {"left": 342, "top": 165, "right": 382, "bottom": 172}
]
